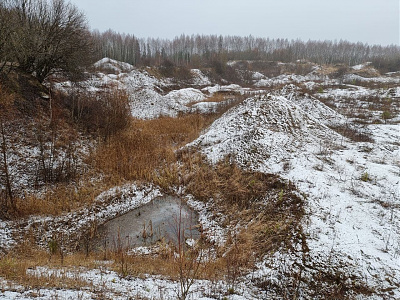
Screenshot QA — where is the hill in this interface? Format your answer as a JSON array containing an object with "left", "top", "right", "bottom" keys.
[{"left": 0, "top": 59, "right": 399, "bottom": 299}]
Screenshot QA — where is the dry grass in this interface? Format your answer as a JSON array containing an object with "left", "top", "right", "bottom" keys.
[
  {"left": 106, "top": 247, "right": 225, "bottom": 281},
  {"left": 0, "top": 242, "right": 101, "bottom": 290},
  {"left": 14, "top": 177, "right": 103, "bottom": 217},
  {"left": 329, "top": 124, "right": 374, "bottom": 143},
  {"left": 187, "top": 93, "right": 226, "bottom": 107},
  {"left": 92, "top": 114, "right": 217, "bottom": 183},
  {"left": 0, "top": 240, "right": 226, "bottom": 293},
  {"left": 1, "top": 80, "right": 367, "bottom": 298}
]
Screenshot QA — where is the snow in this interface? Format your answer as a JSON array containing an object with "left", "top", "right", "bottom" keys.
[
  {"left": 252, "top": 71, "right": 265, "bottom": 80},
  {"left": 318, "top": 85, "right": 375, "bottom": 100},
  {"left": 93, "top": 57, "right": 135, "bottom": 74},
  {"left": 202, "top": 84, "right": 245, "bottom": 95},
  {"left": 187, "top": 92, "right": 400, "bottom": 297},
  {"left": 166, "top": 88, "right": 206, "bottom": 105},
  {"left": 0, "top": 222, "right": 14, "bottom": 254},
  {"left": 1, "top": 184, "right": 162, "bottom": 252},
  {"left": 53, "top": 60, "right": 218, "bottom": 120},
  {"left": 254, "top": 73, "right": 326, "bottom": 87},
  {"left": 351, "top": 62, "right": 371, "bottom": 71},
  {"left": 344, "top": 73, "right": 400, "bottom": 84},
  {"left": 3, "top": 58, "right": 400, "bottom": 298},
  {"left": 191, "top": 69, "right": 211, "bottom": 86},
  {"left": 0, "top": 265, "right": 265, "bottom": 300},
  {"left": 186, "top": 196, "right": 227, "bottom": 246},
  {"left": 187, "top": 94, "right": 343, "bottom": 172}
]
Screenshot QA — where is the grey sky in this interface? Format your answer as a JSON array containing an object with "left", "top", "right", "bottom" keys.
[{"left": 70, "top": 0, "right": 399, "bottom": 46}]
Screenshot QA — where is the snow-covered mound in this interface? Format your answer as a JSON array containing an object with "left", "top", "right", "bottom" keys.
[
  {"left": 278, "top": 84, "right": 347, "bottom": 126},
  {"left": 188, "top": 94, "right": 343, "bottom": 173},
  {"left": 188, "top": 93, "right": 400, "bottom": 297},
  {"left": 166, "top": 88, "right": 206, "bottom": 105},
  {"left": 344, "top": 73, "right": 400, "bottom": 84},
  {"left": 202, "top": 84, "right": 246, "bottom": 94},
  {"left": 93, "top": 57, "right": 135, "bottom": 74},
  {"left": 351, "top": 62, "right": 372, "bottom": 71},
  {"left": 129, "top": 88, "right": 192, "bottom": 119},
  {"left": 191, "top": 69, "right": 211, "bottom": 86},
  {"left": 318, "top": 85, "right": 376, "bottom": 100},
  {"left": 254, "top": 73, "right": 326, "bottom": 87},
  {"left": 54, "top": 59, "right": 220, "bottom": 119}
]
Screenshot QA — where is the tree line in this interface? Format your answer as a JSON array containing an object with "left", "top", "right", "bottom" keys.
[
  {"left": 1, "top": 0, "right": 400, "bottom": 84},
  {"left": 93, "top": 32, "right": 400, "bottom": 72}
]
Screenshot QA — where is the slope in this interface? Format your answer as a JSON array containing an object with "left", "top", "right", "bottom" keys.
[{"left": 188, "top": 93, "right": 400, "bottom": 297}]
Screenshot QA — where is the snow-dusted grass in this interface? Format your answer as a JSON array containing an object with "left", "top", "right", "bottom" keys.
[
  {"left": 3, "top": 59, "right": 400, "bottom": 299},
  {"left": 188, "top": 91, "right": 400, "bottom": 297},
  {"left": 0, "top": 265, "right": 265, "bottom": 300}
]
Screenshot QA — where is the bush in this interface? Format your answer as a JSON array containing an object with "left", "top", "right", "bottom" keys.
[
  {"left": 381, "top": 110, "right": 392, "bottom": 123},
  {"left": 61, "top": 87, "right": 130, "bottom": 140},
  {"left": 1, "top": 0, "right": 94, "bottom": 82},
  {"left": 371, "top": 58, "right": 400, "bottom": 74},
  {"left": 361, "top": 172, "right": 370, "bottom": 182},
  {"left": 160, "top": 59, "right": 175, "bottom": 77}
]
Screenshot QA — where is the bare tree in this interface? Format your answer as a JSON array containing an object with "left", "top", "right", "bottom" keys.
[
  {"left": 93, "top": 32, "right": 400, "bottom": 70},
  {"left": 0, "top": 88, "right": 15, "bottom": 216},
  {"left": 0, "top": 0, "right": 14, "bottom": 72},
  {"left": 5, "top": 0, "right": 94, "bottom": 82},
  {"left": 0, "top": 120, "right": 14, "bottom": 214}
]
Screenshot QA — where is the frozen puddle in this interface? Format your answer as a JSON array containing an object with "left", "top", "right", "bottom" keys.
[{"left": 93, "top": 196, "right": 200, "bottom": 250}]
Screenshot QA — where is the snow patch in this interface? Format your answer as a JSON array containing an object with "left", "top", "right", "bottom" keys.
[{"left": 187, "top": 92, "right": 400, "bottom": 296}]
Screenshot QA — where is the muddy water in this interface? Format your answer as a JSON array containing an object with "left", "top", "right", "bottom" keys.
[{"left": 93, "top": 196, "right": 200, "bottom": 251}]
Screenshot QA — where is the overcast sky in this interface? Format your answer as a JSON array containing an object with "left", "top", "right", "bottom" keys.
[{"left": 69, "top": 0, "right": 399, "bottom": 46}]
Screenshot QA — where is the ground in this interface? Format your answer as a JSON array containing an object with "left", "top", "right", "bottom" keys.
[{"left": 0, "top": 58, "right": 399, "bottom": 299}]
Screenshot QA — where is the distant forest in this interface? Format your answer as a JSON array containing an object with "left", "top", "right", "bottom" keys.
[
  {"left": 1, "top": 0, "right": 400, "bottom": 84},
  {"left": 92, "top": 30, "right": 400, "bottom": 72}
]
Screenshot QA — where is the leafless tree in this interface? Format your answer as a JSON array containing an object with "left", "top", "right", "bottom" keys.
[
  {"left": 0, "top": 120, "right": 14, "bottom": 214},
  {"left": 0, "top": 0, "right": 14, "bottom": 72},
  {"left": 93, "top": 32, "right": 400, "bottom": 71},
  {"left": 91, "top": 29, "right": 141, "bottom": 66},
  {"left": 4, "top": 0, "right": 94, "bottom": 82},
  {"left": 0, "top": 89, "right": 15, "bottom": 216}
]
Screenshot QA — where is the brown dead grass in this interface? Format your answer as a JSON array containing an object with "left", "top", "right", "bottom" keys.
[
  {"left": 92, "top": 114, "right": 217, "bottom": 183},
  {"left": 156, "top": 152, "right": 306, "bottom": 257},
  {"left": 0, "top": 242, "right": 101, "bottom": 290},
  {"left": 107, "top": 247, "right": 226, "bottom": 281},
  {"left": 15, "top": 178, "right": 103, "bottom": 217},
  {"left": 328, "top": 124, "right": 374, "bottom": 143},
  {"left": 187, "top": 93, "right": 226, "bottom": 107}
]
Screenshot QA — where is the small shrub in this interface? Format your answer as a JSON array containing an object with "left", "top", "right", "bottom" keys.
[
  {"left": 360, "top": 172, "right": 370, "bottom": 182},
  {"left": 329, "top": 124, "right": 373, "bottom": 143},
  {"left": 381, "top": 110, "right": 392, "bottom": 123},
  {"left": 48, "top": 239, "right": 58, "bottom": 255},
  {"left": 61, "top": 87, "right": 131, "bottom": 140}
]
